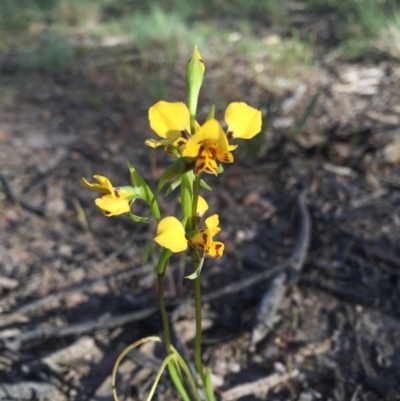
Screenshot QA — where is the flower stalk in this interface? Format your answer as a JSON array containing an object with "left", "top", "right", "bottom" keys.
[{"left": 82, "top": 46, "right": 262, "bottom": 401}]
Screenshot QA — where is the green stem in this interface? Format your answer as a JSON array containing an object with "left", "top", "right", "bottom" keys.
[
  {"left": 192, "top": 252, "right": 206, "bottom": 383},
  {"left": 158, "top": 274, "right": 191, "bottom": 401},
  {"left": 191, "top": 174, "right": 201, "bottom": 230},
  {"left": 190, "top": 174, "right": 207, "bottom": 384},
  {"left": 158, "top": 274, "right": 171, "bottom": 353}
]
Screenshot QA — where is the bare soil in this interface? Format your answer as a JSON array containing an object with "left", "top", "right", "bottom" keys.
[{"left": 1, "top": 41, "right": 400, "bottom": 401}]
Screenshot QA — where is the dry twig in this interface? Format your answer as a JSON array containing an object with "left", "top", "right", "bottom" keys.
[
  {"left": 0, "top": 173, "right": 44, "bottom": 215},
  {"left": 221, "top": 369, "right": 300, "bottom": 401},
  {"left": 250, "top": 191, "right": 311, "bottom": 350}
]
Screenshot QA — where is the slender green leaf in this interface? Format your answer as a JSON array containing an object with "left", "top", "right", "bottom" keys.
[
  {"left": 171, "top": 345, "right": 202, "bottom": 401},
  {"left": 128, "top": 162, "right": 152, "bottom": 202},
  {"left": 165, "top": 177, "right": 182, "bottom": 196},
  {"left": 155, "top": 158, "right": 192, "bottom": 198},
  {"left": 204, "top": 368, "right": 216, "bottom": 401},
  {"left": 185, "top": 252, "right": 204, "bottom": 280},
  {"left": 128, "top": 211, "right": 148, "bottom": 224},
  {"left": 146, "top": 354, "right": 175, "bottom": 401},
  {"left": 127, "top": 161, "right": 160, "bottom": 221},
  {"left": 200, "top": 179, "right": 212, "bottom": 190}
]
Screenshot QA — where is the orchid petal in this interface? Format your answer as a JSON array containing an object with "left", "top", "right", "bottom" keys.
[
  {"left": 81, "top": 175, "right": 113, "bottom": 195},
  {"left": 208, "top": 241, "right": 224, "bottom": 258},
  {"left": 197, "top": 196, "right": 209, "bottom": 216},
  {"left": 154, "top": 217, "right": 188, "bottom": 253},
  {"left": 149, "top": 101, "right": 190, "bottom": 139},
  {"left": 95, "top": 195, "right": 131, "bottom": 216},
  {"left": 225, "top": 102, "right": 262, "bottom": 139}
]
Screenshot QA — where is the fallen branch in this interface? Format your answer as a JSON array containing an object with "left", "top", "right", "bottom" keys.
[
  {"left": 221, "top": 369, "right": 300, "bottom": 401},
  {"left": 250, "top": 191, "right": 311, "bottom": 350},
  {"left": 0, "top": 173, "right": 44, "bottom": 216},
  {"left": 13, "top": 262, "right": 152, "bottom": 315},
  {"left": 0, "top": 306, "right": 158, "bottom": 350}
]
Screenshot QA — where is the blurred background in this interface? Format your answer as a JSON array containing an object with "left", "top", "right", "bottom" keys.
[{"left": 1, "top": 0, "right": 400, "bottom": 78}]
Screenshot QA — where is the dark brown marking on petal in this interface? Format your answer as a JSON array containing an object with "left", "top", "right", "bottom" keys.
[
  {"left": 114, "top": 188, "right": 120, "bottom": 198},
  {"left": 202, "top": 233, "right": 208, "bottom": 243},
  {"left": 181, "top": 129, "right": 190, "bottom": 139},
  {"left": 214, "top": 243, "right": 222, "bottom": 258},
  {"left": 196, "top": 162, "right": 205, "bottom": 173},
  {"left": 226, "top": 131, "right": 233, "bottom": 140},
  {"left": 104, "top": 211, "right": 111, "bottom": 216},
  {"left": 192, "top": 240, "right": 205, "bottom": 249}
]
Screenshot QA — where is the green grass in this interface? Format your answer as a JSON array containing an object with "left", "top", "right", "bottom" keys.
[
  {"left": 1, "top": 0, "right": 400, "bottom": 74},
  {"left": 19, "top": 33, "right": 73, "bottom": 72},
  {"left": 305, "top": 0, "right": 400, "bottom": 58}
]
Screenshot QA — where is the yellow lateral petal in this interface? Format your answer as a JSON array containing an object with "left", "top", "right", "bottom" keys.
[
  {"left": 149, "top": 101, "right": 190, "bottom": 139},
  {"left": 81, "top": 176, "right": 112, "bottom": 195},
  {"left": 95, "top": 196, "right": 131, "bottom": 216},
  {"left": 225, "top": 102, "right": 262, "bottom": 139},
  {"left": 154, "top": 217, "right": 187, "bottom": 253},
  {"left": 94, "top": 175, "right": 114, "bottom": 194}
]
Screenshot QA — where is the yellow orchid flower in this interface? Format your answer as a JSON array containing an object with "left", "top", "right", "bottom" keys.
[
  {"left": 188, "top": 214, "right": 224, "bottom": 258},
  {"left": 182, "top": 103, "right": 262, "bottom": 175},
  {"left": 154, "top": 214, "right": 224, "bottom": 258},
  {"left": 81, "top": 175, "right": 136, "bottom": 217},
  {"left": 182, "top": 119, "right": 233, "bottom": 175},
  {"left": 146, "top": 100, "right": 261, "bottom": 175}
]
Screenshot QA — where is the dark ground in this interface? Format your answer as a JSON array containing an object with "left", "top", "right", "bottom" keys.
[{"left": 1, "top": 28, "right": 400, "bottom": 401}]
